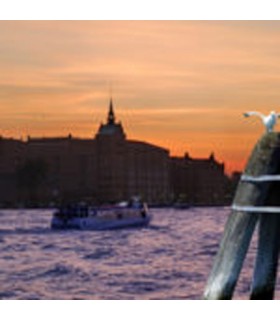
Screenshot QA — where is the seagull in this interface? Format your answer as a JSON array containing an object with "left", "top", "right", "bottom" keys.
[{"left": 243, "top": 111, "right": 280, "bottom": 132}]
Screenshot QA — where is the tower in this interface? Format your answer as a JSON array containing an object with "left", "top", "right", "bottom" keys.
[
  {"left": 95, "top": 98, "right": 126, "bottom": 139},
  {"left": 95, "top": 98, "right": 126, "bottom": 203},
  {"left": 107, "top": 98, "right": 115, "bottom": 125}
]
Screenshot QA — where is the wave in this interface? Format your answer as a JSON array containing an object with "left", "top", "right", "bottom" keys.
[
  {"left": 36, "top": 263, "right": 90, "bottom": 281},
  {"left": 83, "top": 248, "right": 113, "bottom": 260},
  {"left": 0, "top": 291, "right": 16, "bottom": 299}
]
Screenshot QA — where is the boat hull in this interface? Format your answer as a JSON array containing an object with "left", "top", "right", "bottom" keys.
[{"left": 51, "top": 210, "right": 152, "bottom": 230}]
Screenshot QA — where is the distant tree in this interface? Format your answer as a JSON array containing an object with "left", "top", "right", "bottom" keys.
[{"left": 16, "top": 158, "right": 48, "bottom": 205}]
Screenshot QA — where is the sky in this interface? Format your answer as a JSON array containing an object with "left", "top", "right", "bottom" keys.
[{"left": 1, "top": 21, "right": 280, "bottom": 174}]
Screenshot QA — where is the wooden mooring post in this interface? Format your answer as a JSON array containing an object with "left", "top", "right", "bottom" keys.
[{"left": 203, "top": 132, "right": 280, "bottom": 299}]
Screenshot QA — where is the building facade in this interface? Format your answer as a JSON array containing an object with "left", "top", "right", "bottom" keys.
[
  {"left": 94, "top": 99, "right": 170, "bottom": 204},
  {"left": 170, "top": 153, "right": 231, "bottom": 205},
  {"left": 0, "top": 100, "right": 232, "bottom": 207}
]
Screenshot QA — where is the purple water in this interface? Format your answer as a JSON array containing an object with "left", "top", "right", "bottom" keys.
[{"left": 0, "top": 207, "right": 279, "bottom": 300}]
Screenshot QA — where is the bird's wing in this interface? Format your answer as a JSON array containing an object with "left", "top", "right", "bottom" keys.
[{"left": 243, "top": 111, "right": 265, "bottom": 119}]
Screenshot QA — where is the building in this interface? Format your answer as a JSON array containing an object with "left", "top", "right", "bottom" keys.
[
  {"left": 0, "top": 99, "right": 231, "bottom": 207},
  {"left": 170, "top": 153, "right": 231, "bottom": 205},
  {"left": 94, "top": 99, "right": 170, "bottom": 204},
  {"left": 0, "top": 137, "right": 24, "bottom": 205},
  {"left": 20, "top": 136, "right": 97, "bottom": 205}
]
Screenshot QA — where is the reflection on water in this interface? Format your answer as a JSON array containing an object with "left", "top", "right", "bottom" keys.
[{"left": 0, "top": 207, "right": 279, "bottom": 299}]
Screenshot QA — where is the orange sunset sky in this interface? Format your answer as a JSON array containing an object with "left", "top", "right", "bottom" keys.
[{"left": 1, "top": 21, "right": 280, "bottom": 174}]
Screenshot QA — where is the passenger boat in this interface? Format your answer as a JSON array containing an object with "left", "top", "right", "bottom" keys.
[{"left": 51, "top": 199, "right": 151, "bottom": 230}]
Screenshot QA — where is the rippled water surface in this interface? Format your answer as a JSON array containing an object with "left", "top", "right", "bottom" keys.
[{"left": 0, "top": 207, "right": 279, "bottom": 300}]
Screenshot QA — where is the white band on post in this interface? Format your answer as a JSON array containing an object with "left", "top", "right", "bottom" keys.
[
  {"left": 241, "top": 175, "right": 280, "bottom": 183},
  {"left": 232, "top": 204, "right": 280, "bottom": 214}
]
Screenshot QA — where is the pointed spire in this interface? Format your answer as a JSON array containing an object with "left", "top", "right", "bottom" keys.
[
  {"left": 107, "top": 97, "right": 115, "bottom": 125},
  {"left": 209, "top": 152, "right": 215, "bottom": 161}
]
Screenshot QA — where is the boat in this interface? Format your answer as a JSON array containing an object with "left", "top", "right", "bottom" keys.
[{"left": 51, "top": 199, "right": 151, "bottom": 230}]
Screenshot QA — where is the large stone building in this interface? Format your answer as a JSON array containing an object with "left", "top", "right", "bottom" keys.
[
  {"left": 0, "top": 138, "right": 24, "bottom": 204},
  {"left": 94, "top": 99, "right": 170, "bottom": 204},
  {"left": 170, "top": 153, "right": 231, "bottom": 205},
  {"left": 0, "top": 99, "right": 232, "bottom": 207}
]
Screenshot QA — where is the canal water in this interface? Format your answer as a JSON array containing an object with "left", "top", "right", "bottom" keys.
[{"left": 0, "top": 207, "right": 278, "bottom": 299}]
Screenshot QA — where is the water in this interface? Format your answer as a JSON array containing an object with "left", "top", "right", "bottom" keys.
[{"left": 0, "top": 207, "right": 279, "bottom": 300}]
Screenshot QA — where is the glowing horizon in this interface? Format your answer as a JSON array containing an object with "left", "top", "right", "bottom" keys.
[{"left": 1, "top": 21, "right": 280, "bottom": 174}]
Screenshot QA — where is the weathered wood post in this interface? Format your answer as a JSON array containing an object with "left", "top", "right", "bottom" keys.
[
  {"left": 250, "top": 213, "right": 280, "bottom": 299},
  {"left": 249, "top": 145, "right": 280, "bottom": 300},
  {"left": 203, "top": 132, "right": 280, "bottom": 299}
]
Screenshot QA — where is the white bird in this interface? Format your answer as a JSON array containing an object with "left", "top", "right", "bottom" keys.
[{"left": 243, "top": 111, "right": 280, "bottom": 132}]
